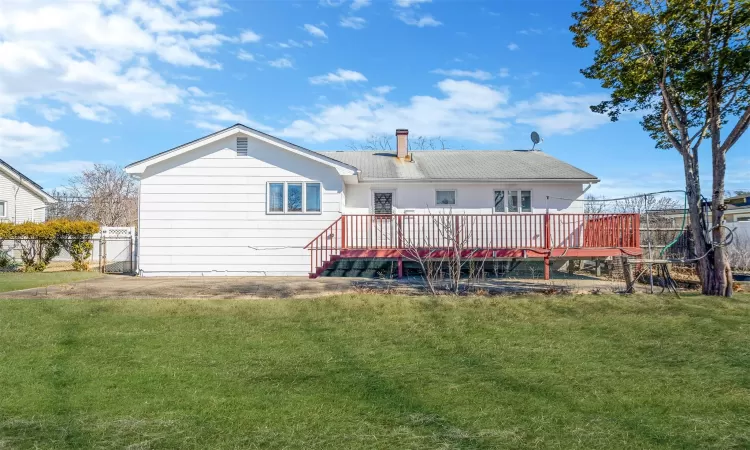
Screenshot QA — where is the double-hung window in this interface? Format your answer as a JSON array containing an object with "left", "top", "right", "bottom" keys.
[
  {"left": 267, "top": 182, "right": 322, "bottom": 214},
  {"left": 0, "top": 200, "right": 6, "bottom": 218},
  {"left": 493, "top": 190, "right": 532, "bottom": 213}
]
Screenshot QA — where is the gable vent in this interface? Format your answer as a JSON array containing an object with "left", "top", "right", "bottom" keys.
[{"left": 236, "top": 137, "right": 248, "bottom": 156}]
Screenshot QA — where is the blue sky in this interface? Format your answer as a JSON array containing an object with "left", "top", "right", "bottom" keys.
[{"left": 1, "top": 0, "right": 747, "bottom": 198}]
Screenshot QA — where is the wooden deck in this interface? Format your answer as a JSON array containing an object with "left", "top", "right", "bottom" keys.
[{"left": 305, "top": 213, "right": 642, "bottom": 279}]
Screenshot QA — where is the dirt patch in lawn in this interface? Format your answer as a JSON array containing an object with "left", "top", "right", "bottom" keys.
[{"left": 0, "top": 273, "right": 649, "bottom": 300}]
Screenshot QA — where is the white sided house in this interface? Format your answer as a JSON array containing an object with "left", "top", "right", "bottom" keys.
[
  {"left": 0, "top": 159, "right": 56, "bottom": 224},
  {"left": 123, "top": 124, "right": 636, "bottom": 278}
]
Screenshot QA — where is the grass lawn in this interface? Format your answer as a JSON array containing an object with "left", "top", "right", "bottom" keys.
[
  {"left": 1, "top": 294, "right": 749, "bottom": 449},
  {"left": 0, "top": 272, "right": 102, "bottom": 293}
]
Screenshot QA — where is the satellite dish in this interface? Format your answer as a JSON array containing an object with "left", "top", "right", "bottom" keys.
[{"left": 530, "top": 131, "right": 541, "bottom": 150}]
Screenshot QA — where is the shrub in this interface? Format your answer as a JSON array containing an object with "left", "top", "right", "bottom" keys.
[
  {"left": 1, "top": 220, "right": 100, "bottom": 272},
  {"left": 12, "top": 222, "right": 60, "bottom": 272},
  {"left": 50, "top": 219, "right": 100, "bottom": 272}
]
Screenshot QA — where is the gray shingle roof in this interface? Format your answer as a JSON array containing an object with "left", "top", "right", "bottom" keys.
[{"left": 317, "top": 150, "right": 599, "bottom": 182}]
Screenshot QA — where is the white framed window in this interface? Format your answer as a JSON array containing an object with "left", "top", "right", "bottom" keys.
[
  {"left": 435, "top": 190, "right": 456, "bottom": 206},
  {"left": 266, "top": 182, "right": 322, "bottom": 214},
  {"left": 0, "top": 200, "right": 6, "bottom": 218},
  {"left": 494, "top": 190, "right": 532, "bottom": 213}
]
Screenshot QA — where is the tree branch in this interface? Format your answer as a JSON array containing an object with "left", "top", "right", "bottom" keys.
[{"left": 720, "top": 105, "right": 750, "bottom": 153}]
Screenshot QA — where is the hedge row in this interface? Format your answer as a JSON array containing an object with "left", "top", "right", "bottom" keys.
[{"left": 0, "top": 220, "right": 100, "bottom": 272}]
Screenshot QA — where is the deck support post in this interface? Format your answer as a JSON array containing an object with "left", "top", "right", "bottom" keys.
[
  {"left": 341, "top": 216, "right": 346, "bottom": 249},
  {"left": 544, "top": 256, "right": 550, "bottom": 280},
  {"left": 397, "top": 256, "right": 403, "bottom": 279}
]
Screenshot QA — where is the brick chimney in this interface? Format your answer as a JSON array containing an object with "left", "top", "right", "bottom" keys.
[{"left": 396, "top": 129, "right": 408, "bottom": 159}]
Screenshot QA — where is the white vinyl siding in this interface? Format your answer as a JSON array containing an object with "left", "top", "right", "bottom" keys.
[
  {"left": 137, "top": 134, "right": 343, "bottom": 276},
  {"left": 0, "top": 170, "right": 48, "bottom": 223},
  {"left": 344, "top": 183, "right": 584, "bottom": 214}
]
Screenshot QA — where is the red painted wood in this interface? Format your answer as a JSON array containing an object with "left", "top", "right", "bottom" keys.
[{"left": 305, "top": 213, "right": 640, "bottom": 275}]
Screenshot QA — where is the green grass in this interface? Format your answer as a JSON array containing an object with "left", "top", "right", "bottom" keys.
[
  {"left": 1, "top": 294, "right": 749, "bottom": 449},
  {"left": 0, "top": 272, "right": 102, "bottom": 293}
]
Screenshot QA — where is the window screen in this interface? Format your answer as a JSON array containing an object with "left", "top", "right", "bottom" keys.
[
  {"left": 287, "top": 183, "right": 303, "bottom": 212},
  {"left": 507, "top": 190, "right": 519, "bottom": 212},
  {"left": 269, "top": 183, "right": 284, "bottom": 212},
  {"left": 306, "top": 183, "right": 321, "bottom": 212},
  {"left": 520, "top": 191, "right": 531, "bottom": 212},
  {"left": 494, "top": 191, "right": 505, "bottom": 213}
]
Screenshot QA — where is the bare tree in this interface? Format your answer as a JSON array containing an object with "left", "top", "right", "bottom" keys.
[
  {"left": 611, "top": 194, "right": 681, "bottom": 215},
  {"left": 391, "top": 211, "right": 491, "bottom": 295},
  {"left": 348, "top": 133, "right": 449, "bottom": 151},
  {"left": 584, "top": 194, "right": 608, "bottom": 214},
  {"left": 50, "top": 164, "right": 137, "bottom": 226}
]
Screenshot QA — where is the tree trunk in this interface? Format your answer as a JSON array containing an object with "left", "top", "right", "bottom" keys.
[
  {"left": 680, "top": 152, "right": 713, "bottom": 294},
  {"left": 711, "top": 138, "right": 733, "bottom": 296}
]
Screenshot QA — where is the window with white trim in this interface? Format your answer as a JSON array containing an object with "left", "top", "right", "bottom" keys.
[
  {"left": 494, "top": 190, "right": 532, "bottom": 213},
  {"left": 435, "top": 190, "right": 456, "bottom": 206},
  {"left": 267, "top": 182, "right": 322, "bottom": 214},
  {"left": 0, "top": 200, "right": 6, "bottom": 218}
]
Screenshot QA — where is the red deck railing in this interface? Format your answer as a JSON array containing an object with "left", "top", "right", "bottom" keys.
[{"left": 304, "top": 213, "right": 640, "bottom": 277}]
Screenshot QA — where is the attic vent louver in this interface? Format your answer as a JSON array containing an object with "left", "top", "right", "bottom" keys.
[{"left": 236, "top": 137, "right": 248, "bottom": 156}]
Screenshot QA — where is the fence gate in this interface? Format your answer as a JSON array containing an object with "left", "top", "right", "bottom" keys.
[{"left": 97, "top": 227, "right": 135, "bottom": 274}]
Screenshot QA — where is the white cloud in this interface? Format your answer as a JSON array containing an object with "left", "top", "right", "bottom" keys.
[
  {"left": 340, "top": 16, "right": 367, "bottom": 29},
  {"left": 191, "top": 120, "right": 226, "bottom": 132},
  {"left": 71, "top": 104, "right": 114, "bottom": 123},
  {"left": 310, "top": 69, "right": 367, "bottom": 85},
  {"left": 268, "top": 57, "right": 293, "bottom": 69},
  {"left": 26, "top": 160, "right": 96, "bottom": 174},
  {"left": 396, "top": 12, "right": 442, "bottom": 27},
  {"left": 518, "top": 28, "right": 542, "bottom": 35},
  {"left": 430, "top": 69, "right": 493, "bottom": 80},
  {"left": 237, "top": 50, "right": 256, "bottom": 62},
  {"left": 273, "top": 39, "right": 305, "bottom": 49},
  {"left": 395, "top": 0, "right": 432, "bottom": 6},
  {"left": 37, "top": 105, "right": 66, "bottom": 122},
  {"left": 507, "top": 42, "right": 520, "bottom": 51},
  {"left": 189, "top": 102, "right": 271, "bottom": 131},
  {"left": 351, "top": 0, "right": 371, "bottom": 9},
  {"left": 303, "top": 24, "right": 328, "bottom": 39},
  {"left": 189, "top": 102, "right": 249, "bottom": 123},
  {"left": 280, "top": 79, "right": 510, "bottom": 142},
  {"left": 277, "top": 80, "right": 614, "bottom": 144},
  {"left": 0, "top": 0, "right": 229, "bottom": 130},
  {"left": 240, "top": 29, "right": 262, "bottom": 43},
  {"left": 514, "top": 93, "right": 610, "bottom": 135},
  {"left": 187, "top": 86, "right": 209, "bottom": 97},
  {"left": 101, "top": 138, "right": 111, "bottom": 144},
  {"left": 374, "top": 86, "right": 395, "bottom": 94},
  {"left": 0, "top": 118, "right": 67, "bottom": 158},
  {"left": 498, "top": 68, "right": 510, "bottom": 78}
]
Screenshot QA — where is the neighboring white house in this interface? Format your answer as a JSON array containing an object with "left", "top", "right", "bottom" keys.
[
  {"left": 125, "top": 124, "right": 600, "bottom": 277},
  {"left": 0, "top": 159, "right": 56, "bottom": 224}
]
